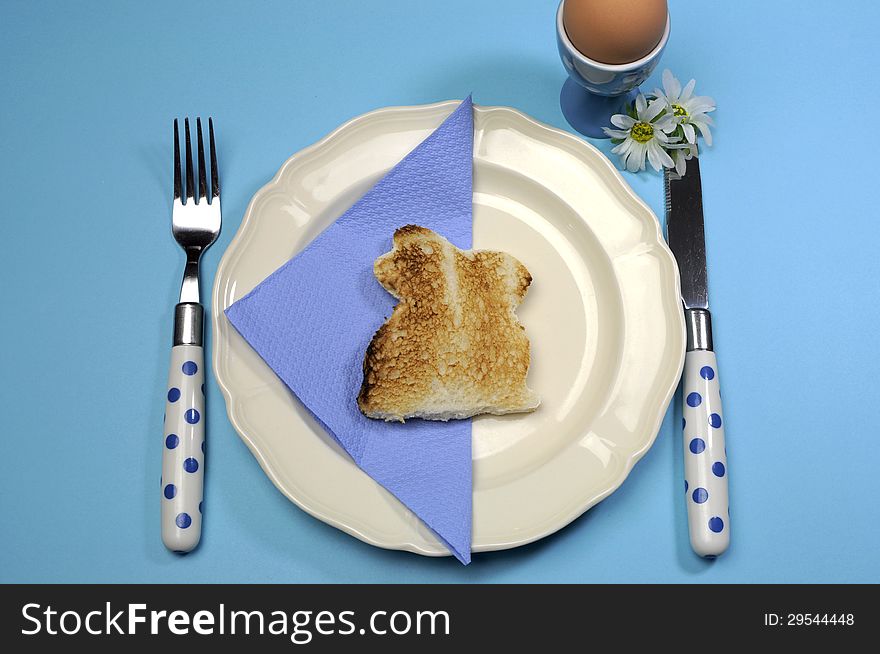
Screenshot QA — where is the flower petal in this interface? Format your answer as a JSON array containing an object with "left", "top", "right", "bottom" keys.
[
  {"left": 686, "top": 96, "right": 716, "bottom": 114},
  {"left": 662, "top": 69, "right": 681, "bottom": 100},
  {"left": 654, "top": 114, "right": 677, "bottom": 132},
  {"left": 681, "top": 79, "right": 696, "bottom": 102},
  {"left": 694, "top": 121, "right": 713, "bottom": 146},
  {"left": 674, "top": 149, "right": 687, "bottom": 176},
  {"left": 604, "top": 128, "right": 631, "bottom": 139},
  {"left": 682, "top": 123, "right": 696, "bottom": 144},
  {"left": 638, "top": 143, "right": 650, "bottom": 171},
  {"left": 610, "top": 114, "right": 636, "bottom": 129},
  {"left": 621, "top": 144, "right": 635, "bottom": 171},
  {"left": 611, "top": 138, "right": 632, "bottom": 155},
  {"left": 643, "top": 98, "right": 666, "bottom": 122},
  {"left": 635, "top": 93, "right": 648, "bottom": 115},
  {"left": 652, "top": 141, "right": 675, "bottom": 170},
  {"left": 646, "top": 141, "right": 661, "bottom": 171},
  {"left": 625, "top": 143, "right": 645, "bottom": 172}
]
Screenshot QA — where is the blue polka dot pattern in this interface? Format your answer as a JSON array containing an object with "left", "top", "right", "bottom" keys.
[
  {"left": 682, "top": 354, "right": 729, "bottom": 548},
  {"left": 684, "top": 480, "right": 689, "bottom": 492},
  {"left": 162, "top": 347, "right": 206, "bottom": 547},
  {"left": 689, "top": 438, "right": 706, "bottom": 454},
  {"left": 682, "top": 418, "right": 686, "bottom": 430}
]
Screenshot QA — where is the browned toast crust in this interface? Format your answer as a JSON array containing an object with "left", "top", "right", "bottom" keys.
[{"left": 358, "top": 225, "right": 539, "bottom": 421}]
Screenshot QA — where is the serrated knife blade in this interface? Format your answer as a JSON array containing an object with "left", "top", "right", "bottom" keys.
[
  {"left": 664, "top": 156, "right": 731, "bottom": 559},
  {"left": 665, "top": 157, "right": 708, "bottom": 310}
]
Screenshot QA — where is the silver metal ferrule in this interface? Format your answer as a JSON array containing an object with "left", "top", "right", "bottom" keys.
[
  {"left": 685, "top": 308, "right": 713, "bottom": 352},
  {"left": 173, "top": 302, "right": 204, "bottom": 346}
]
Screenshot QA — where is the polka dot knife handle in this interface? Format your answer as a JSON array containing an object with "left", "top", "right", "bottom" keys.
[
  {"left": 683, "top": 350, "right": 729, "bottom": 557},
  {"left": 162, "top": 344, "right": 204, "bottom": 552}
]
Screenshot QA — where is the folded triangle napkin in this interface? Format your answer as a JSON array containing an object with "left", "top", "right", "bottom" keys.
[{"left": 226, "top": 97, "right": 474, "bottom": 563}]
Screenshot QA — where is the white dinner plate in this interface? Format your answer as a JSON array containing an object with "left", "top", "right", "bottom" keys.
[{"left": 212, "top": 100, "right": 685, "bottom": 556}]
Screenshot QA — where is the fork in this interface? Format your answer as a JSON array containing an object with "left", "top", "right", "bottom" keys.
[{"left": 161, "top": 117, "right": 221, "bottom": 553}]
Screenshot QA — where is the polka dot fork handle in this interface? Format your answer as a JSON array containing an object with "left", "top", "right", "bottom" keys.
[
  {"left": 683, "top": 348, "right": 729, "bottom": 557},
  {"left": 163, "top": 117, "right": 221, "bottom": 553},
  {"left": 162, "top": 342, "right": 205, "bottom": 552}
]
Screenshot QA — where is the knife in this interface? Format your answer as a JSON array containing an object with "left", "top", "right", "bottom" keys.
[{"left": 665, "top": 156, "right": 730, "bottom": 558}]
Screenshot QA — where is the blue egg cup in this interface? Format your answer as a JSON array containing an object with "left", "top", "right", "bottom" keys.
[
  {"left": 555, "top": 0, "right": 670, "bottom": 139},
  {"left": 560, "top": 81, "right": 639, "bottom": 139}
]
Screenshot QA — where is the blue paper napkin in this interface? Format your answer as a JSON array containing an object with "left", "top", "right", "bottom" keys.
[{"left": 226, "top": 97, "right": 474, "bottom": 563}]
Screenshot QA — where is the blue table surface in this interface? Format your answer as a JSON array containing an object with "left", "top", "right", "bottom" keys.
[{"left": 2, "top": 0, "right": 878, "bottom": 583}]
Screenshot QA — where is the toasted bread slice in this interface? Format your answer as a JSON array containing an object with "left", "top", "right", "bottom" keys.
[{"left": 358, "top": 225, "right": 540, "bottom": 422}]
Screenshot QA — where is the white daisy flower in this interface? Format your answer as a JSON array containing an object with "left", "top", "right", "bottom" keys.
[
  {"left": 653, "top": 69, "right": 716, "bottom": 147},
  {"left": 603, "top": 93, "right": 680, "bottom": 173}
]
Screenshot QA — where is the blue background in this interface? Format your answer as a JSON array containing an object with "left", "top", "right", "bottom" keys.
[{"left": 2, "top": 0, "right": 878, "bottom": 583}]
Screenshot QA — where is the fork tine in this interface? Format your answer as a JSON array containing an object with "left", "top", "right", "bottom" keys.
[
  {"left": 184, "top": 118, "right": 195, "bottom": 202},
  {"left": 196, "top": 118, "right": 207, "bottom": 204},
  {"left": 209, "top": 117, "right": 219, "bottom": 199},
  {"left": 173, "top": 119, "right": 182, "bottom": 201}
]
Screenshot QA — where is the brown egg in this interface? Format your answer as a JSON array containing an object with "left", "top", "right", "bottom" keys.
[{"left": 563, "top": 0, "right": 668, "bottom": 65}]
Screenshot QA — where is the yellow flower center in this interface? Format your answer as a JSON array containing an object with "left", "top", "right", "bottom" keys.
[
  {"left": 631, "top": 122, "right": 654, "bottom": 143},
  {"left": 672, "top": 103, "right": 688, "bottom": 117}
]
